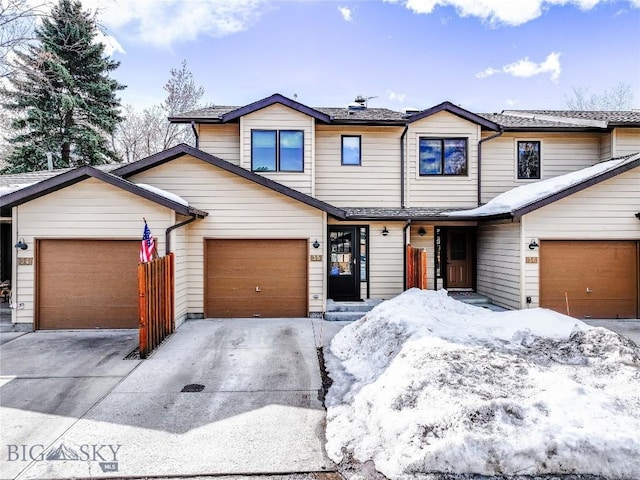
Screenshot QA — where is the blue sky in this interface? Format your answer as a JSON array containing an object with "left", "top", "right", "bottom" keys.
[{"left": 88, "top": 0, "right": 640, "bottom": 112}]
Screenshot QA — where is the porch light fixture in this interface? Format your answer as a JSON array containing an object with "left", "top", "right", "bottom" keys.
[
  {"left": 418, "top": 227, "right": 426, "bottom": 236},
  {"left": 382, "top": 226, "right": 389, "bottom": 236},
  {"left": 529, "top": 239, "right": 539, "bottom": 250},
  {"left": 312, "top": 239, "right": 320, "bottom": 249},
  {"left": 14, "top": 238, "right": 27, "bottom": 250},
  {"left": 636, "top": 212, "right": 640, "bottom": 219}
]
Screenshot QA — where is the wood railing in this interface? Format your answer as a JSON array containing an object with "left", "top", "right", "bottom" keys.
[
  {"left": 406, "top": 244, "right": 428, "bottom": 290},
  {"left": 137, "top": 253, "right": 175, "bottom": 359}
]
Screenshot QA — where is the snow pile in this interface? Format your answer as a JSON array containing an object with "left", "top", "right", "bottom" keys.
[
  {"left": 325, "top": 289, "right": 640, "bottom": 478},
  {"left": 448, "top": 157, "right": 632, "bottom": 217},
  {"left": 135, "top": 183, "right": 189, "bottom": 206}
]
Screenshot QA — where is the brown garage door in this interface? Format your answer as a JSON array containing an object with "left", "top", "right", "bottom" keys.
[
  {"left": 205, "top": 239, "right": 308, "bottom": 318},
  {"left": 540, "top": 240, "right": 639, "bottom": 319},
  {"left": 37, "top": 239, "right": 139, "bottom": 329}
]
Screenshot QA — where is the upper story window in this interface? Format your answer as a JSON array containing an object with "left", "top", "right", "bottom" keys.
[
  {"left": 419, "top": 138, "right": 468, "bottom": 176},
  {"left": 341, "top": 135, "right": 361, "bottom": 165},
  {"left": 517, "top": 140, "right": 541, "bottom": 180},
  {"left": 251, "top": 129, "right": 304, "bottom": 172}
]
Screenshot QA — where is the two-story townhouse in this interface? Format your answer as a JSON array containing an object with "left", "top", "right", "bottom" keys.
[{"left": 1, "top": 93, "right": 639, "bottom": 331}]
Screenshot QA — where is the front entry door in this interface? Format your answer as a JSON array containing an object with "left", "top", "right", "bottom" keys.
[
  {"left": 328, "top": 227, "right": 359, "bottom": 300},
  {"left": 446, "top": 229, "right": 473, "bottom": 289}
]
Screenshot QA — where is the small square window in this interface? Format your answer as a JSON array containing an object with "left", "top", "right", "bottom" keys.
[
  {"left": 342, "top": 135, "right": 361, "bottom": 166},
  {"left": 517, "top": 141, "right": 541, "bottom": 180},
  {"left": 419, "top": 138, "right": 467, "bottom": 176}
]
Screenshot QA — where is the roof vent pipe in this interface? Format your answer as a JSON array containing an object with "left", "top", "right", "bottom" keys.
[{"left": 46, "top": 152, "right": 53, "bottom": 171}]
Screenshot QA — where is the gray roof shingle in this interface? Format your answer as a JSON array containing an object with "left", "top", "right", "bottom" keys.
[
  {"left": 0, "top": 163, "right": 123, "bottom": 190},
  {"left": 170, "top": 105, "right": 408, "bottom": 123},
  {"left": 172, "top": 101, "right": 640, "bottom": 129}
]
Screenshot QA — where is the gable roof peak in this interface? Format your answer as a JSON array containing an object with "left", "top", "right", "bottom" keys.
[
  {"left": 407, "top": 101, "right": 501, "bottom": 131},
  {"left": 221, "top": 93, "right": 332, "bottom": 124}
]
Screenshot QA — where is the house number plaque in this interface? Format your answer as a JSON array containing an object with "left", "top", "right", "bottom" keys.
[
  {"left": 18, "top": 257, "right": 34, "bottom": 265},
  {"left": 525, "top": 257, "right": 538, "bottom": 264},
  {"left": 310, "top": 255, "right": 323, "bottom": 262}
]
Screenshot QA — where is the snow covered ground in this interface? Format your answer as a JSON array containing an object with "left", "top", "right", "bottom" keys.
[{"left": 325, "top": 289, "right": 640, "bottom": 479}]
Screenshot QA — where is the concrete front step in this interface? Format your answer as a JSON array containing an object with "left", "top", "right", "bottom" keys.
[
  {"left": 324, "top": 311, "right": 369, "bottom": 322},
  {"left": 0, "top": 321, "right": 14, "bottom": 332},
  {"left": 326, "top": 298, "right": 383, "bottom": 312}
]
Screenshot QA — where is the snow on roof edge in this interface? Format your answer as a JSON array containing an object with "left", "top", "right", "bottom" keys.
[
  {"left": 448, "top": 153, "right": 640, "bottom": 218},
  {"left": 135, "top": 183, "right": 189, "bottom": 207}
]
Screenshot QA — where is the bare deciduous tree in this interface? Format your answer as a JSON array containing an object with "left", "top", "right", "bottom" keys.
[
  {"left": 112, "top": 60, "right": 208, "bottom": 162},
  {"left": 0, "top": 0, "right": 51, "bottom": 79},
  {"left": 565, "top": 83, "right": 635, "bottom": 111}
]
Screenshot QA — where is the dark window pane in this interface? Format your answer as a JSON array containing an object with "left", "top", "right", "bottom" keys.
[
  {"left": 450, "top": 232, "right": 466, "bottom": 260},
  {"left": 252, "top": 130, "right": 276, "bottom": 171},
  {"left": 419, "top": 139, "right": 442, "bottom": 175},
  {"left": 342, "top": 136, "right": 361, "bottom": 165},
  {"left": 444, "top": 139, "right": 467, "bottom": 175},
  {"left": 517, "top": 141, "right": 541, "bottom": 179},
  {"left": 280, "top": 130, "right": 304, "bottom": 171}
]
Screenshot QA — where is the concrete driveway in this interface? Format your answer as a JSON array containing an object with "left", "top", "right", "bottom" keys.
[
  {"left": 0, "top": 330, "right": 139, "bottom": 480},
  {"left": 1, "top": 319, "right": 335, "bottom": 479}
]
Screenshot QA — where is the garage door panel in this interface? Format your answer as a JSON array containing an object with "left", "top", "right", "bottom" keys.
[
  {"left": 540, "top": 240, "right": 638, "bottom": 319},
  {"left": 207, "top": 297, "right": 307, "bottom": 318},
  {"left": 38, "top": 240, "right": 139, "bottom": 329},
  {"left": 205, "top": 239, "right": 308, "bottom": 318},
  {"left": 39, "top": 306, "right": 138, "bottom": 329},
  {"left": 208, "top": 277, "right": 308, "bottom": 295},
  {"left": 206, "top": 262, "right": 306, "bottom": 278}
]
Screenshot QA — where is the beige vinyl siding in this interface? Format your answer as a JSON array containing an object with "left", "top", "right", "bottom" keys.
[
  {"left": 613, "top": 128, "right": 640, "bottom": 157},
  {"left": 477, "top": 222, "right": 521, "bottom": 309},
  {"left": 522, "top": 166, "right": 640, "bottom": 308},
  {"left": 172, "top": 216, "right": 189, "bottom": 326},
  {"left": 407, "top": 111, "right": 479, "bottom": 208},
  {"left": 328, "top": 219, "right": 405, "bottom": 300},
  {"left": 409, "top": 225, "right": 435, "bottom": 290},
  {"left": 481, "top": 132, "right": 602, "bottom": 203},
  {"left": 240, "top": 104, "right": 314, "bottom": 195},
  {"left": 315, "top": 126, "right": 403, "bottom": 207},
  {"left": 13, "top": 178, "right": 173, "bottom": 327},
  {"left": 130, "top": 155, "right": 325, "bottom": 314},
  {"left": 600, "top": 133, "right": 612, "bottom": 161},
  {"left": 198, "top": 124, "right": 240, "bottom": 165}
]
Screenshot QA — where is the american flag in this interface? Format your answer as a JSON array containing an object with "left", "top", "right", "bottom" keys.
[{"left": 140, "top": 220, "right": 155, "bottom": 263}]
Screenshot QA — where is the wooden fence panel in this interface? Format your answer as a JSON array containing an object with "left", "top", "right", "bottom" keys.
[
  {"left": 406, "top": 245, "right": 428, "bottom": 290},
  {"left": 137, "top": 253, "right": 175, "bottom": 359}
]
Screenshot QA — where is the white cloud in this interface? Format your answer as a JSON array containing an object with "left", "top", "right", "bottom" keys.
[
  {"left": 475, "top": 67, "right": 501, "bottom": 78},
  {"left": 387, "top": 90, "right": 407, "bottom": 102},
  {"left": 503, "top": 52, "right": 562, "bottom": 82},
  {"left": 85, "top": 0, "right": 269, "bottom": 47},
  {"left": 476, "top": 52, "right": 562, "bottom": 83},
  {"left": 338, "top": 6, "right": 354, "bottom": 21},
  {"left": 385, "top": 0, "right": 633, "bottom": 26},
  {"left": 505, "top": 99, "right": 520, "bottom": 107}
]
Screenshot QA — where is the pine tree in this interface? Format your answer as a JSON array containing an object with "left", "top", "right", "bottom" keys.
[{"left": 1, "top": 0, "right": 124, "bottom": 173}]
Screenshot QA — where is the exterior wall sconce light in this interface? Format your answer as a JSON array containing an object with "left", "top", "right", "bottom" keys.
[
  {"left": 15, "top": 238, "right": 28, "bottom": 250},
  {"left": 529, "top": 239, "right": 539, "bottom": 250},
  {"left": 636, "top": 212, "right": 640, "bottom": 219},
  {"left": 418, "top": 227, "right": 426, "bottom": 236},
  {"left": 382, "top": 226, "right": 389, "bottom": 236},
  {"left": 312, "top": 239, "right": 320, "bottom": 249}
]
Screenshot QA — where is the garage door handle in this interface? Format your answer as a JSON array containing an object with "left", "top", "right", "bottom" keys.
[
  {"left": 586, "top": 288, "right": 593, "bottom": 293},
  {"left": 255, "top": 286, "right": 262, "bottom": 292}
]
